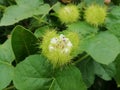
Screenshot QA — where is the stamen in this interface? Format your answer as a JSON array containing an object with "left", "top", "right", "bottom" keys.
[{"left": 49, "top": 34, "right": 73, "bottom": 53}]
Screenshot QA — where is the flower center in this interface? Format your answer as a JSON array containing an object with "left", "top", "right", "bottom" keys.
[{"left": 49, "top": 34, "right": 72, "bottom": 53}]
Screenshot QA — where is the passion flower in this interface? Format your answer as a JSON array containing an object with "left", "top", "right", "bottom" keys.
[
  {"left": 40, "top": 30, "right": 79, "bottom": 67},
  {"left": 84, "top": 4, "right": 107, "bottom": 26},
  {"left": 57, "top": 4, "right": 80, "bottom": 24}
]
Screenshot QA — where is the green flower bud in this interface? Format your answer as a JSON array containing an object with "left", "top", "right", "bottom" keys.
[
  {"left": 58, "top": 4, "right": 80, "bottom": 24},
  {"left": 40, "top": 30, "right": 79, "bottom": 67},
  {"left": 84, "top": 4, "right": 107, "bottom": 26}
]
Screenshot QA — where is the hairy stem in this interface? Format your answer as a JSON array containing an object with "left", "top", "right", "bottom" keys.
[
  {"left": 73, "top": 54, "right": 89, "bottom": 65},
  {"left": 33, "top": 2, "right": 59, "bottom": 23}
]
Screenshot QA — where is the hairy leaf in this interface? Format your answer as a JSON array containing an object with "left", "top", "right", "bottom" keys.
[
  {"left": 78, "top": 57, "right": 115, "bottom": 88},
  {"left": 13, "top": 55, "right": 53, "bottom": 90},
  {"left": 94, "top": 62, "right": 116, "bottom": 80},
  {"left": 11, "top": 25, "right": 38, "bottom": 62},
  {"left": 0, "top": 39, "right": 14, "bottom": 90},
  {"left": 50, "top": 66, "right": 87, "bottom": 90},
  {"left": 106, "top": 6, "right": 120, "bottom": 40},
  {"left": 34, "top": 26, "right": 49, "bottom": 38},
  {"left": 67, "top": 21, "right": 98, "bottom": 37},
  {"left": 114, "top": 54, "right": 120, "bottom": 87},
  {"left": 77, "top": 58, "right": 95, "bottom": 87},
  {"left": 85, "top": 31, "right": 120, "bottom": 64},
  {"left": 0, "top": 0, "right": 50, "bottom": 26},
  {"left": 0, "top": 39, "right": 15, "bottom": 63},
  {"left": 83, "top": 0, "right": 104, "bottom": 5}
]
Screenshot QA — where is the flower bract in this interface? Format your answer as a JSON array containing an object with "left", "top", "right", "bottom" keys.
[
  {"left": 84, "top": 4, "right": 107, "bottom": 26},
  {"left": 58, "top": 4, "right": 80, "bottom": 24},
  {"left": 41, "top": 30, "right": 80, "bottom": 67}
]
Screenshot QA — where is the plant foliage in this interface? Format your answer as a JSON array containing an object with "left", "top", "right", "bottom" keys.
[{"left": 0, "top": 0, "right": 120, "bottom": 90}]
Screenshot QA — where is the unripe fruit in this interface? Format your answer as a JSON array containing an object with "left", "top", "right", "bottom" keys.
[
  {"left": 58, "top": 5, "right": 80, "bottom": 24},
  {"left": 40, "top": 30, "right": 79, "bottom": 67},
  {"left": 84, "top": 4, "right": 107, "bottom": 26}
]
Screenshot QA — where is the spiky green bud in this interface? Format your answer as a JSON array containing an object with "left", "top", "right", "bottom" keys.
[
  {"left": 57, "top": 4, "right": 80, "bottom": 24},
  {"left": 40, "top": 30, "right": 79, "bottom": 67},
  {"left": 84, "top": 4, "right": 107, "bottom": 26}
]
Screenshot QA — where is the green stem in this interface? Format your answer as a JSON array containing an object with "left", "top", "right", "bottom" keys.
[
  {"left": 33, "top": 16, "right": 49, "bottom": 24},
  {"left": 73, "top": 54, "right": 89, "bottom": 65},
  {"left": 41, "top": 2, "right": 59, "bottom": 19},
  {"left": 33, "top": 16, "right": 41, "bottom": 22},
  {"left": 33, "top": 2, "right": 59, "bottom": 24},
  {"left": 49, "top": 77, "right": 55, "bottom": 90},
  {"left": 0, "top": 61, "right": 12, "bottom": 67}
]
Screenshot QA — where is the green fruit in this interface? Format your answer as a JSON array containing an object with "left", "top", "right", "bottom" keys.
[
  {"left": 58, "top": 4, "right": 80, "bottom": 24},
  {"left": 84, "top": 4, "right": 107, "bottom": 26}
]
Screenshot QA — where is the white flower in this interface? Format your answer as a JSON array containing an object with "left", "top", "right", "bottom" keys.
[
  {"left": 49, "top": 34, "right": 73, "bottom": 53},
  {"left": 49, "top": 45, "right": 55, "bottom": 51},
  {"left": 50, "top": 38, "right": 58, "bottom": 44},
  {"left": 59, "top": 34, "right": 65, "bottom": 40},
  {"left": 67, "top": 41, "right": 72, "bottom": 47},
  {"left": 63, "top": 48, "right": 69, "bottom": 53}
]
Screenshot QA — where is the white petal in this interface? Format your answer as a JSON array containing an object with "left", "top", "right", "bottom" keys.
[
  {"left": 67, "top": 41, "right": 72, "bottom": 47},
  {"left": 59, "top": 34, "right": 65, "bottom": 39},
  {"left": 64, "top": 48, "right": 69, "bottom": 53},
  {"left": 49, "top": 46, "right": 54, "bottom": 51},
  {"left": 65, "top": 38, "right": 69, "bottom": 41},
  {"left": 50, "top": 38, "right": 58, "bottom": 44}
]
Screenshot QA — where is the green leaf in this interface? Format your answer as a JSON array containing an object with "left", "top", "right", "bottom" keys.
[
  {"left": 85, "top": 31, "right": 120, "bottom": 65},
  {"left": 114, "top": 54, "right": 120, "bottom": 87},
  {"left": 16, "top": 0, "right": 43, "bottom": 7},
  {"left": 78, "top": 58, "right": 116, "bottom": 87},
  {"left": 34, "top": 26, "right": 49, "bottom": 38},
  {"left": 106, "top": 23, "right": 120, "bottom": 40},
  {"left": 67, "top": 22, "right": 98, "bottom": 54},
  {"left": 107, "top": 6, "right": 120, "bottom": 20},
  {"left": 52, "top": 2, "right": 62, "bottom": 12},
  {"left": 106, "top": 6, "right": 120, "bottom": 40},
  {"left": 13, "top": 55, "right": 86, "bottom": 90},
  {"left": 112, "top": 0, "right": 120, "bottom": 5},
  {"left": 13, "top": 55, "right": 53, "bottom": 90},
  {"left": 0, "top": 0, "right": 50, "bottom": 26},
  {"left": 0, "top": 39, "right": 14, "bottom": 90},
  {"left": 11, "top": 25, "right": 38, "bottom": 62},
  {"left": 50, "top": 66, "right": 87, "bottom": 90},
  {"left": 105, "top": 6, "right": 120, "bottom": 27},
  {"left": 77, "top": 58, "right": 95, "bottom": 88},
  {"left": 0, "top": 0, "right": 5, "bottom": 5},
  {"left": 67, "top": 21, "right": 98, "bottom": 37},
  {"left": 83, "top": 0, "right": 104, "bottom": 5},
  {"left": 0, "top": 39, "right": 15, "bottom": 63},
  {"left": 0, "top": 62, "right": 14, "bottom": 90},
  {"left": 94, "top": 62, "right": 116, "bottom": 80}
]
